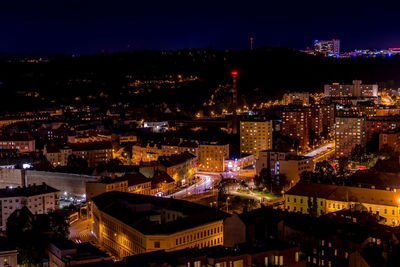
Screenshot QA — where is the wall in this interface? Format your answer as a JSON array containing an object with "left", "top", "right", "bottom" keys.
[{"left": 0, "top": 168, "right": 97, "bottom": 196}]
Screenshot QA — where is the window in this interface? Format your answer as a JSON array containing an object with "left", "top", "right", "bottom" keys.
[{"left": 154, "top": 241, "right": 160, "bottom": 248}]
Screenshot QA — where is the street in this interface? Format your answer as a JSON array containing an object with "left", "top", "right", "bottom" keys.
[{"left": 69, "top": 218, "right": 95, "bottom": 243}]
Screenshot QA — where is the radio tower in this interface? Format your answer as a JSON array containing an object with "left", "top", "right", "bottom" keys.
[
  {"left": 231, "top": 70, "right": 238, "bottom": 134},
  {"left": 250, "top": 36, "right": 254, "bottom": 50}
]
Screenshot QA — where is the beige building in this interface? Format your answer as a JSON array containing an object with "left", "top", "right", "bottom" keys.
[
  {"left": 44, "top": 141, "right": 114, "bottom": 167},
  {"left": 324, "top": 80, "right": 378, "bottom": 98},
  {"left": 157, "top": 152, "right": 196, "bottom": 186},
  {"left": 0, "top": 133, "right": 35, "bottom": 153},
  {"left": 285, "top": 182, "right": 400, "bottom": 226},
  {"left": 198, "top": 142, "right": 229, "bottom": 172},
  {"left": 282, "top": 92, "right": 310, "bottom": 106},
  {"left": 91, "top": 192, "right": 226, "bottom": 259},
  {"left": 0, "top": 238, "right": 18, "bottom": 267},
  {"left": 86, "top": 177, "right": 129, "bottom": 201},
  {"left": 240, "top": 120, "right": 273, "bottom": 158}
]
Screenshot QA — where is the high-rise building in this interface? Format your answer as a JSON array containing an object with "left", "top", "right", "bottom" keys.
[
  {"left": 334, "top": 116, "right": 366, "bottom": 159},
  {"left": 314, "top": 39, "right": 340, "bottom": 56},
  {"left": 240, "top": 120, "right": 273, "bottom": 158},
  {"left": 324, "top": 80, "right": 378, "bottom": 98},
  {"left": 281, "top": 106, "right": 323, "bottom": 150},
  {"left": 319, "top": 104, "right": 335, "bottom": 137}
]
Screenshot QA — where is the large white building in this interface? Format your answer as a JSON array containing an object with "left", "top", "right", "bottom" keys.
[
  {"left": 324, "top": 80, "right": 378, "bottom": 98},
  {"left": 0, "top": 183, "right": 59, "bottom": 230},
  {"left": 314, "top": 39, "right": 340, "bottom": 56}
]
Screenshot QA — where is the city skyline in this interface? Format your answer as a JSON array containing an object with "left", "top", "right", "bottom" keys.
[{"left": 2, "top": 0, "right": 400, "bottom": 54}]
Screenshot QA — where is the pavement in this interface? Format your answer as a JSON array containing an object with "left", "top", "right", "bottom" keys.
[{"left": 69, "top": 218, "right": 95, "bottom": 243}]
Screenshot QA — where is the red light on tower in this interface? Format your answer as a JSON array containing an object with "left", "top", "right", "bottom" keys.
[{"left": 231, "top": 70, "right": 238, "bottom": 77}]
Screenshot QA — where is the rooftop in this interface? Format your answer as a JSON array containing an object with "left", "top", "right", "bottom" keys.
[
  {"left": 286, "top": 182, "right": 400, "bottom": 207},
  {"left": 92, "top": 191, "right": 227, "bottom": 235},
  {"left": 0, "top": 183, "right": 58, "bottom": 198}
]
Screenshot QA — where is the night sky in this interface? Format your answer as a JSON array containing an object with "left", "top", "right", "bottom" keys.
[{"left": 1, "top": 0, "right": 400, "bottom": 54}]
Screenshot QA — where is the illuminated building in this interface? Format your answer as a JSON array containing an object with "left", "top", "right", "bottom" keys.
[
  {"left": 256, "top": 150, "right": 313, "bottom": 185},
  {"left": 366, "top": 116, "right": 400, "bottom": 141},
  {"left": 324, "top": 80, "right": 378, "bottom": 98},
  {"left": 131, "top": 141, "right": 163, "bottom": 165},
  {"left": 282, "top": 92, "right": 310, "bottom": 106},
  {"left": 319, "top": 104, "right": 335, "bottom": 137},
  {"left": 314, "top": 39, "right": 340, "bottom": 56},
  {"left": 375, "top": 106, "right": 400, "bottom": 116},
  {"left": 334, "top": 116, "right": 366, "bottom": 159},
  {"left": 44, "top": 141, "right": 113, "bottom": 167},
  {"left": 143, "top": 121, "right": 168, "bottom": 133},
  {"left": 240, "top": 120, "right": 273, "bottom": 158},
  {"left": 0, "top": 133, "right": 35, "bottom": 153},
  {"left": 124, "top": 242, "right": 304, "bottom": 267},
  {"left": 0, "top": 238, "right": 17, "bottom": 267},
  {"left": 91, "top": 192, "right": 226, "bottom": 259},
  {"left": 86, "top": 176, "right": 129, "bottom": 201},
  {"left": 379, "top": 130, "right": 400, "bottom": 152},
  {"left": 224, "top": 154, "right": 255, "bottom": 172},
  {"left": 285, "top": 182, "right": 400, "bottom": 226},
  {"left": 198, "top": 142, "right": 229, "bottom": 172},
  {"left": 281, "top": 108, "right": 309, "bottom": 150},
  {"left": 335, "top": 103, "right": 376, "bottom": 117},
  {"left": 0, "top": 183, "right": 59, "bottom": 230},
  {"left": 48, "top": 240, "right": 112, "bottom": 267},
  {"left": 157, "top": 152, "right": 196, "bottom": 186}
]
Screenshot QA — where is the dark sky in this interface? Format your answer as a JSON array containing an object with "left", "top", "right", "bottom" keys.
[{"left": 1, "top": 0, "right": 400, "bottom": 54}]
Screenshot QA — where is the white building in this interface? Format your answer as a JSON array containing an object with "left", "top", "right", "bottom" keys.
[
  {"left": 324, "top": 80, "right": 378, "bottom": 98},
  {"left": 0, "top": 183, "right": 59, "bottom": 230},
  {"left": 314, "top": 39, "right": 340, "bottom": 56}
]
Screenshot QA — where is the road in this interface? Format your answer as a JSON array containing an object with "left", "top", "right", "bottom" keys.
[
  {"left": 69, "top": 218, "right": 95, "bottom": 243},
  {"left": 304, "top": 142, "right": 334, "bottom": 157},
  {"left": 167, "top": 174, "right": 215, "bottom": 199}
]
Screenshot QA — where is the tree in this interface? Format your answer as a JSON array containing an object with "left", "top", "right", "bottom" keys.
[
  {"left": 67, "top": 154, "right": 88, "bottom": 170},
  {"left": 6, "top": 208, "right": 70, "bottom": 265},
  {"left": 337, "top": 157, "right": 350, "bottom": 176},
  {"left": 350, "top": 144, "right": 365, "bottom": 163},
  {"left": 48, "top": 211, "right": 70, "bottom": 240}
]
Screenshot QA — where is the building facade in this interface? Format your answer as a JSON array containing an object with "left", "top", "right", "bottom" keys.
[
  {"left": 0, "top": 183, "right": 59, "bottom": 230},
  {"left": 91, "top": 192, "right": 226, "bottom": 259},
  {"left": 314, "top": 39, "right": 340, "bottom": 56},
  {"left": 240, "top": 120, "right": 273, "bottom": 159},
  {"left": 285, "top": 182, "right": 400, "bottom": 226},
  {"left": 198, "top": 142, "right": 229, "bottom": 172},
  {"left": 324, "top": 80, "right": 378, "bottom": 98},
  {"left": 335, "top": 116, "right": 366, "bottom": 159}
]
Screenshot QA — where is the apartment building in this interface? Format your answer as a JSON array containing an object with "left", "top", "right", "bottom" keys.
[
  {"left": 240, "top": 120, "right": 273, "bottom": 159},
  {"left": 198, "top": 142, "right": 229, "bottom": 172},
  {"left": 0, "top": 133, "right": 35, "bottom": 153},
  {"left": 44, "top": 141, "right": 113, "bottom": 167},
  {"left": 335, "top": 116, "right": 366, "bottom": 159},
  {"left": 0, "top": 183, "right": 59, "bottom": 230}
]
